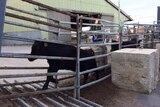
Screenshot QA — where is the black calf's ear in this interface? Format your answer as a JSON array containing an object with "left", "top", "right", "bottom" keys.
[{"left": 44, "top": 43, "right": 48, "bottom": 47}]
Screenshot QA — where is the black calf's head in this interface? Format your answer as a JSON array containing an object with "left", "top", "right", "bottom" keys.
[{"left": 28, "top": 41, "right": 48, "bottom": 61}]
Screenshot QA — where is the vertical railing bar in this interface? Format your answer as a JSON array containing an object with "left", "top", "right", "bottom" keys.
[
  {"left": 0, "top": 0, "right": 7, "bottom": 53},
  {"left": 74, "top": 14, "right": 81, "bottom": 99}
]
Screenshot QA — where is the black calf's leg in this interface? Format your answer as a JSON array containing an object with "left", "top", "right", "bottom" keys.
[
  {"left": 83, "top": 74, "right": 89, "bottom": 84},
  {"left": 43, "top": 68, "right": 58, "bottom": 90},
  {"left": 95, "top": 71, "right": 99, "bottom": 80}
]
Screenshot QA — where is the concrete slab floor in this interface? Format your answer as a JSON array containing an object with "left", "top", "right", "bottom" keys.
[{"left": 0, "top": 46, "right": 160, "bottom": 107}]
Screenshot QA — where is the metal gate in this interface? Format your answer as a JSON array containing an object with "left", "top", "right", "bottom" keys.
[
  {"left": 1, "top": 0, "right": 159, "bottom": 106},
  {"left": 0, "top": 0, "right": 120, "bottom": 106}
]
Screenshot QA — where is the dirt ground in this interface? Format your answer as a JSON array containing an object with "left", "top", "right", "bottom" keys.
[{"left": 1, "top": 46, "right": 160, "bottom": 107}]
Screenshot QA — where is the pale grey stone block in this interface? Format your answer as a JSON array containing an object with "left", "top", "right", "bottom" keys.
[{"left": 111, "top": 48, "right": 159, "bottom": 93}]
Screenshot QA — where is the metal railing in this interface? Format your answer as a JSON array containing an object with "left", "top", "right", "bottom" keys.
[{"left": 0, "top": 0, "right": 159, "bottom": 105}]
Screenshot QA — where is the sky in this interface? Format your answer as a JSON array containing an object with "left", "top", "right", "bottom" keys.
[{"left": 111, "top": 0, "right": 160, "bottom": 24}]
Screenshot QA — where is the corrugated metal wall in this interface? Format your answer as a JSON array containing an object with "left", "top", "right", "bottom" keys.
[{"left": 3, "top": 0, "right": 129, "bottom": 45}]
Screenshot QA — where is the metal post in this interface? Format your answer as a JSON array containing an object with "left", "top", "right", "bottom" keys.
[
  {"left": 119, "top": 25, "right": 123, "bottom": 49},
  {"left": 74, "top": 14, "right": 81, "bottom": 99},
  {"left": 0, "top": 0, "right": 7, "bottom": 53}
]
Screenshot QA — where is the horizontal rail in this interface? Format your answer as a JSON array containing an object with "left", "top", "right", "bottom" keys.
[
  {"left": 80, "top": 97, "right": 103, "bottom": 107},
  {"left": 5, "top": 12, "right": 76, "bottom": 31},
  {"left": 80, "top": 42, "right": 119, "bottom": 47},
  {"left": 22, "top": 0, "right": 76, "bottom": 17},
  {"left": 79, "top": 53, "right": 111, "bottom": 62},
  {"left": 80, "top": 64, "right": 111, "bottom": 75},
  {"left": 6, "top": 6, "right": 59, "bottom": 23},
  {"left": 124, "top": 23, "right": 154, "bottom": 26},
  {"left": 0, "top": 53, "right": 76, "bottom": 60},
  {"left": 82, "top": 31, "right": 119, "bottom": 35},
  {"left": 0, "top": 67, "right": 48, "bottom": 70},
  {"left": 0, "top": 80, "right": 45, "bottom": 87},
  {"left": 5, "top": 21, "right": 58, "bottom": 34},
  {"left": 121, "top": 43, "right": 139, "bottom": 48},
  {"left": 0, "top": 86, "right": 74, "bottom": 99},
  {"left": 80, "top": 74, "right": 111, "bottom": 89},
  {"left": 79, "top": 16, "right": 119, "bottom": 25},
  {"left": 0, "top": 75, "right": 74, "bottom": 87},
  {"left": 3, "top": 35, "right": 76, "bottom": 45},
  {"left": 60, "top": 21, "right": 119, "bottom": 27},
  {"left": 0, "top": 72, "right": 75, "bottom": 79}
]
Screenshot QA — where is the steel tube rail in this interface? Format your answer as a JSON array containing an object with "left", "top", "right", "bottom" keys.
[
  {"left": 79, "top": 16, "right": 119, "bottom": 25},
  {"left": 79, "top": 53, "right": 111, "bottom": 62},
  {"left": 5, "top": 12, "right": 76, "bottom": 31},
  {"left": 80, "top": 42, "right": 120, "bottom": 47},
  {"left": 3, "top": 36, "right": 33, "bottom": 43},
  {"left": 3, "top": 35, "right": 76, "bottom": 45},
  {"left": 0, "top": 0, "right": 7, "bottom": 53},
  {"left": 5, "top": 21, "right": 58, "bottom": 34},
  {"left": 121, "top": 43, "right": 139, "bottom": 48},
  {"left": 21, "top": 0, "right": 76, "bottom": 17},
  {"left": 6, "top": 6, "right": 59, "bottom": 23},
  {"left": 0, "top": 67, "right": 48, "bottom": 70},
  {"left": 81, "top": 31, "right": 119, "bottom": 35},
  {"left": 60, "top": 21, "right": 119, "bottom": 27},
  {"left": 59, "top": 32, "right": 76, "bottom": 35},
  {"left": 124, "top": 23, "right": 154, "bottom": 26},
  {"left": 80, "top": 74, "right": 111, "bottom": 89},
  {"left": 0, "top": 75, "right": 74, "bottom": 87},
  {"left": 0, "top": 80, "right": 45, "bottom": 87},
  {"left": 0, "top": 72, "right": 75, "bottom": 79},
  {"left": 80, "top": 64, "right": 111, "bottom": 75},
  {"left": 0, "top": 53, "right": 76, "bottom": 60},
  {"left": 0, "top": 86, "right": 74, "bottom": 99}
]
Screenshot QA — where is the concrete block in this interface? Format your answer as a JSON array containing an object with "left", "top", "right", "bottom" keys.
[
  {"left": 156, "top": 43, "right": 160, "bottom": 79},
  {"left": 111, "top": 48, "right": 159, "bottom": 93}
]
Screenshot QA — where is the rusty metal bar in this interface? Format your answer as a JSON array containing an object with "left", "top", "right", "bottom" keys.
[
  {"left": 1, "top": 87, "right": 32, "bottom": 107},
  {"left": 5, "top": 12, "right": 76, "bottom": 31},
  {"left": 21, "top": 0, "right": 76, "bottom": 17},
  {"left": 31, "top": 84, "right": 77, "bottom": 107},
  {"left": 37, "top": 84, "right": 87, "bottom": 107},
  {"left": 6, "top": 6, "right": 59, "bottom": 23},
  {"left": 57, "top": 92, "right": 93, "bottom": 107},
  {"left": 18, "top": 82, "right": 66, "bottom": 107},
  {"left": 15, "top": 98, "right": 32, "bottom": 107},
  {"left": 0, "top": 80, "right": 45, "bottom": 87},
  {"left": 32, "top": 98, "right": 49, "bottom": 107},
  {"left": 4, "top": 80, "right": 49, "bottom": 107},
  {"left": 80, "top": 97, "right": 103, "bottom": 107},
  {"left": 0, "top": 85, "right": 74, "bottom": 99}
]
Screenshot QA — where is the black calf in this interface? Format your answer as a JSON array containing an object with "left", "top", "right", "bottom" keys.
[
  {"left": 28, "top": 41, "right": 99, "bottom": 89},
  {"left": 111, "top": 38, "right": 140, "bottom": 51}
]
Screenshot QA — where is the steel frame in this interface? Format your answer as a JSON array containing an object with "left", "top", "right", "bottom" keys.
[{"left": 0, "top": 0, "right": 158, "bottom": 106}]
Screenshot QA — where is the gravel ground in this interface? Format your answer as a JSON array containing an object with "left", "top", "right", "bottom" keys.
[{"left": 0, "top": 46, "right": 160, "bottom": 107}]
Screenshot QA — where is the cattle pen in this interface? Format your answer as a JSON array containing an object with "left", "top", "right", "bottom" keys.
[{"left": 0, "top": 0, "right": 160, "bottom": 107}]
